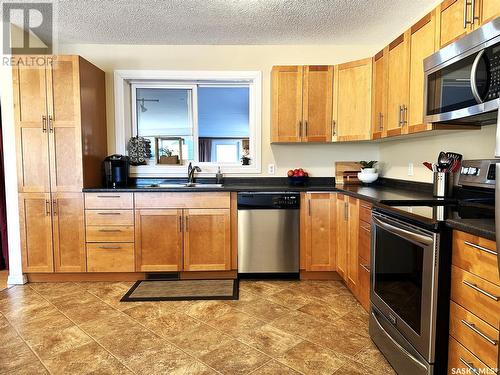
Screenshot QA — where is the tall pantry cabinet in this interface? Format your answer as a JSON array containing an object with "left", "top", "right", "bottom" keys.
[{"left": 13, "top": 55, "right": 107, "bottom": 273}]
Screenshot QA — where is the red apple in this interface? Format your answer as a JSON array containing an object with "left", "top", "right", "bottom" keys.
[
  {"left": 304, "top": 172, "right": 309, "bottom": 177},
  {"left": 287, "top": 170, "right": 294, "bottom": 177},
  {"left": 293, "top": 169, "right": 299, "bottom": 175},
  {"left": 297, "top": 171, "right": 305, "bottom": 177}
]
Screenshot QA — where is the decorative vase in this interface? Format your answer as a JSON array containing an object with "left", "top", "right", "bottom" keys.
[
  {"left": 358, "top": 169, "right": 379, "bottom": 184},
  {"left": 159, "top": 155, "right": 179, "bottom": 165}
]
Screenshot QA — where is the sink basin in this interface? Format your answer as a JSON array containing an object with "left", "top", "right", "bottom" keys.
[{"left": 141, "top": 183, "right": 223, "bottom": 188}]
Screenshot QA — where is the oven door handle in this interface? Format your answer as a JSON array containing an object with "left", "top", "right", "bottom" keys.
[
  {"left": 373, "top": 216, "right": 434, "bottom": 246},
  {"left": 371, "top": 311, "right": 428, "bottom": 371}
]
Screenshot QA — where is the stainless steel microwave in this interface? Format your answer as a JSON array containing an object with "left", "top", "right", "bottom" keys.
[{"left": 424, "top": 17, "right": 500, "bottom": 125}]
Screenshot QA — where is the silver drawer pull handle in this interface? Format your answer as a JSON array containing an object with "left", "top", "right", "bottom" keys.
[
  {"left": 98, "top": 229, "right": 122, "bottom": 233},
  {"left": 96, "top": 195, "right": 121, "bottom": 198},
  {"left": 459, "top": 358, "right": 480, "bottom": 375},
  {"left": 463, "top": 280, "right": 499, "bottom": 301},
  {"left": 360, "top": 264, "right": 370, "bottom": 272},
  {"left": 464, "top": 241, "right": 498, "bottom": 256},
  {"left": 98, "top": 246, "right": 122, "bottom": 249},
  {"left": 97, "top": 212, "right": 121, "bottom": 216},
  {"left": 461, "top": 319, "right": 498, "bottom": 346}
]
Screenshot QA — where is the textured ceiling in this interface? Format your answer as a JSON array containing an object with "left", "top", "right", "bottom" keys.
[{"left": 56, "top": 0, "right": 440, "bottom": 45}]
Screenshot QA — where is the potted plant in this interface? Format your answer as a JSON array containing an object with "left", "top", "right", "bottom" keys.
[
  {"left": 358, "top": 161, "right": 378, "bottom": 184},
  {"left": 241, "top": 155, "right": 251, "bottom": 166},
  {"left": 158, "top": 148, "right": 179, "bottom": 165},
  {"left": 359, "top": 160, "right": 377, "bottom": 173}
]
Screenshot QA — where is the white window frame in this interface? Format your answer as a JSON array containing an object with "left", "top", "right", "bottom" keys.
[{"left": 114, "top": 70, "right": 262, "bottom": 176}]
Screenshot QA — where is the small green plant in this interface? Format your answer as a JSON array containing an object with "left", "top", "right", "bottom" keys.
[
  {"left": 360, "top": 160, "right": 377, "bottom": 169},
  {"left": 159, "top": 147, "right": 173, "bottom": 157}
]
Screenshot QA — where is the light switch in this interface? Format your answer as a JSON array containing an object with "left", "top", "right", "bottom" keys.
[{"left": 268, "top": 164, "right": 275, "bottom": 175}]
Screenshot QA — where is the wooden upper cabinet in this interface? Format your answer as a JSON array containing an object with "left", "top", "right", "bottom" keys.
[
  {"left": 12, "top": 55, "right": 107, "bottom": 194},
  {"left": 302, "top": 66, "right": 334, "bottom": 142},
  {"left": 336, "top": 194, "right": 348, "bottom": 280},
  {"left": 18, "top": 193, "right": 54, "bottom": 273},
  {"left": 183, "top": 209, "right": 231, "bottom": 271},
  {"left": 439, "top": 0, "right": 470, "bottom": 47},
  {"left": 271, "top": 66, "right": 303, "bottom": 142},
  {"left": 304, "top": 193, "right": 336, "bottom": 271},
  {"left": 135, "top": 209, "right": 182, "bottom": 272},
  {"left": 346, "top": 197, "right": 360, "bottom": 294},
  {"left": 52, "top": 193, "right": 86, "bottom": 272},
  {"left": 408, "top": 11, "right": 437, "bottom": 134},
  {"left": 480, "top": 0, "right": 500, "bottom": 25},
  {"left": 47, "top": 56, "right": 83, "bottom": 192},
  {"left": 334, "top": 58, "right": 373, "bottom": 142},
  {"left": 386, "top": 33, "right": 410, "bottom": 137},
  {"left": 372, "top": 49, "right": 388, "bottom": 140},
  {"left": 13, "top": 63, "right": 51, "bottom": 193}
]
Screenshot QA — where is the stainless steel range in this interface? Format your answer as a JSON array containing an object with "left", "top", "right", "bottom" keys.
[{"left": 369, "top": 159, "right": 497, "bottom": 375}]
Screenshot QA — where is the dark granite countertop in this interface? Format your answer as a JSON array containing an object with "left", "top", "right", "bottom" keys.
[
  {"left": 84, "top": 177, "right": 495, "bottom": 240},
  {"left": 445, "top": 218, "right": 496, "bottom": 241}
]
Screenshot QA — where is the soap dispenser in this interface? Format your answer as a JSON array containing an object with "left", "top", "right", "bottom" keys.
[{"left": 216, "top": 166, "right": 224, "bottom": 184}]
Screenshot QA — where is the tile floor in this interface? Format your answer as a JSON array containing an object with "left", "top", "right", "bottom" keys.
[{"left": 0, "top": 279, "right": 396, "bottom": 375}]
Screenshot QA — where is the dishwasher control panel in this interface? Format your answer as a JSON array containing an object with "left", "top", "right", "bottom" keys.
[{"left": 237, "top": 193, "right": 300, "bottom": 209}]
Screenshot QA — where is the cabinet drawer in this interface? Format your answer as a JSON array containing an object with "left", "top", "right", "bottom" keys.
[
  {"left": 448, "top": 337, "right": 493, "bottom": 375},
  {"left": 85, "top": 210, "right": 134, "bottom": 226},
  {"left": 86, "top": 243, "right": 134, "bottom": 272},
  {"left": 359, "top": 221, "right": 371, "bottom": 262},
  {"left": 86, "top": 226, "right": 134, "bottom": 243},
  {"left": 84, "top": 193, "right": 134, "bottom": 209},
  {"left": 134, "top": 192, "right": 230, "bottom": 209},
  {"left": 451, "top": 266, "right": 500, "bottom": 328},
  {"left": 453, "top": 230, "right": 499, "bottom": 286},
  {"left": 358, "top": 261, "right": 370, "bottom": 312},
  {"left": 359, "top": 201, "right": 372, "bottom": 224},
  {"left": 449, "top": 301, "right": 499, "bottom": 370}
]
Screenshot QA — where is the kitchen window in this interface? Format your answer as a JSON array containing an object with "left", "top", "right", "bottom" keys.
[{"left": 114, "top": 70, "right": 262, "bottom": 176}]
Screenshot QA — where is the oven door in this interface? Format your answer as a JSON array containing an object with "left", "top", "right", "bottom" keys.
[{"left": 371, "top": 212, "right": 439, "bottom": 362}]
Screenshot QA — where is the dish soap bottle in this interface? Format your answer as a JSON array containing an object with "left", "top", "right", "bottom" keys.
[{"left": 216, "top": 166, "right": 224, "bottom": 185}]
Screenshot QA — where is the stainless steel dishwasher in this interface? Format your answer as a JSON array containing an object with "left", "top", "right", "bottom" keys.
[{"left": 237, "top": 192, "right": 300, "bottom": 275}]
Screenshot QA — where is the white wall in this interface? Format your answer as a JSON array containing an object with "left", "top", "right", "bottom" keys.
[
  {"left": 60, "top": 43, "right": 381, "bottom": 177},
  {"left": 379, "top": 126, "right": 496, "bottom": 183}
]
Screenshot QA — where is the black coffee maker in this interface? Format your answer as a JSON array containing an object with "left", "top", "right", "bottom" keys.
[{"left": 103, "top": 154, "right": 130, "bottom": 188}]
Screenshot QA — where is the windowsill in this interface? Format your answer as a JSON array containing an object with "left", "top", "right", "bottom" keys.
[{"left": 130, "top": 164, "right": 261, "bottom": 177}]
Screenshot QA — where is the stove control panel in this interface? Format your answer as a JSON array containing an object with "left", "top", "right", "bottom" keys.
[{"left": 458, "top": 159, "right": 498, "bottom": 189}]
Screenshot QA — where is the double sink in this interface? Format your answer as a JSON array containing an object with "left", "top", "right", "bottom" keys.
[{"left": 140, "top": 183, "right": 224, "bottom": 188}]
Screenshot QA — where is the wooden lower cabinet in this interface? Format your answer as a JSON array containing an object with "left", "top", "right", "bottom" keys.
[
  {"left": 448, "top": 336, "right": 492, "bottom": 375},
  {"left": 358, "top": 261, "right": 371, "bottom": 311},
  {"left": 346, "top": 197, "right": 360, "bottom": 293},
  {"left": 304, "top": 193, "right": 336, "bottom": 271},
  {"left": 135, "top": 209, "right": 183, "bottom": 272},
  {"left": 183, "top": 209, "right": 231, "bottom": 271},
  {"left": 336, "top": 194, "right": 348, "bottom": 279},
  {"left": 52, "top": 193, "right": 86, "bottom": 272},
  {"left": 87, "top": 243, "right": 135, "bottom": 272},
  {"left": 18, "top": 193, "right": 54, "bottom": 273}
]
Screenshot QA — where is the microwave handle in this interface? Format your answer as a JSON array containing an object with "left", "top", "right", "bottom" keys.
[
  {"left": 373, "top": 216, "right": 434, "bottom": 246},
  {"left": 470, "top": 49, "right": 485, "bottom": 104},
  {"left": 496, "top": 102, "right": 500, "bottom": 277}
]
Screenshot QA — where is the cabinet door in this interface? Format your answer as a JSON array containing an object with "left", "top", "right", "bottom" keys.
[
  {"left": 386, "top": 33, "right": 410, "bottom": 137},
  {"left": 347, "top": 197, "right": 360, "bottom": 294},
  {"left": 479, "top": 0, "right": 500, "bottom": 25},
  {"left": 302, "top": 66, "right": 333, "bottom": 142},
  {"left": 18, "top": 193, "right": 53, "bottom": 273},
  {"left": 336, "top": 194, "right": 348, "bottom": 280},
  {"left": 334, "top": 58, "right": 373, "bottom": 142},
  {"left": 439, "top": 0, "right": 470, "bottom": 47},
  {"left": 304, "top": 193, "right": 336, "bottom": 271},
  {"left": 12, "top": 62, "right": 51, "bottom": 193},
  {"left": 52, "top": 193, "right": 86, "bottom": 272},
  {"left": 184, "top": 209, "right": 231, "bottom": 271},
  {"left": 271, "top": 66, "right": 303, "bottom": 142},
  {"left": 408, "top": 12, "right": 437, "bottom": 134},
  {"left": 135, "top": 209, "right": 182, "bottom": 272},
  {"left": 47, "top": 56, "right": 83, "bottom": 192},
  {"left": 372, "top": 50, "right": 388, "bottom": 140}
]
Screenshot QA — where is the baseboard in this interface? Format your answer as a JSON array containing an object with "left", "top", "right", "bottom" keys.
[
  {"left": 299, "top": 270, "right": 341, "bottom": 280},
  {"left": 7, "top": 273, "right": 28, "bottom": 285},
  {"left": 27, "top": 272, "right": 146, "bottom": 282},
  {"left": 179, "top": 270, "right": 237, "bottom": 279}
]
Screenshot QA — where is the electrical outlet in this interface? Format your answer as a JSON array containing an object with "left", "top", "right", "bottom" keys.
[
  {"left": 408, "top": 162, "right": 414, "bottom": 176},
  {"left": 268, "top": 164, "right": 275, "bottom": 175}
]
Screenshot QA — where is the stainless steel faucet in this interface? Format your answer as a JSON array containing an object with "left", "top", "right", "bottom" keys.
[{"left": 187, "top": 162, "right": 201, "bottom": 184}]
